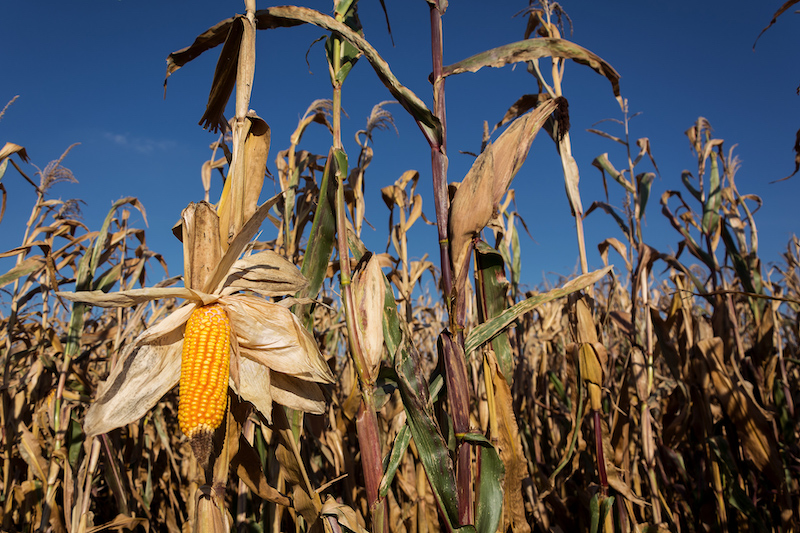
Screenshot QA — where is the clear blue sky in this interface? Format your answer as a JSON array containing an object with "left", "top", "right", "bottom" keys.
[{"left": 2, "top": 1, "right": 799, "bottom": 293}]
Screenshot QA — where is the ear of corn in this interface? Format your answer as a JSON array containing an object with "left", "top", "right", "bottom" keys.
[{"left": 178, "top": 303, "right": 231, "bottom": 466}]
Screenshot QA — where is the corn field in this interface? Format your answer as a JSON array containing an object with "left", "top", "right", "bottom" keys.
[{"left": 2, "top": 1, "right": 799, "bottom": 532}]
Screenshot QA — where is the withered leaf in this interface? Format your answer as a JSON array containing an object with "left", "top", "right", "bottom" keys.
[{"left": 442, "top": 38, "right": 621, "bottom": 105}]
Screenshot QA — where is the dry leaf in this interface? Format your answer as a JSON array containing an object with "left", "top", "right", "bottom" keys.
[{"left": 449, "top": 101, "right": 556, "bottom": 277}]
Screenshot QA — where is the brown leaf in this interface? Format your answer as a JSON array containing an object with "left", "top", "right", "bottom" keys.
[
  {"left": 18, "top": 425, "right": 47, "bottom": 482},
  {"left": 85, "top": 514, "right": 149, "bottom": 533},
  {"left": 598, "top": 238, "right": 630, "bottom": 271},
  {"left": 0, "top": 142, "right": 29, "bottom": 163},
  {"left": 194, "top": 485, "right": 230, "bottom": 533},
  {"left": 753, "top": 0, "right": 800, "bottom": 49},
  {"left": 600, "top": 418, "right": 647, "bottom": 507},
  {"left": 165, "top": 13, "right": 304, "bottom": 80},
  {"left": 232, "top": 435, "right": 292, "bottom": 506},
  {"left": 321, "top": 497, "right": 369, "bottom": 533},
  {"left": 57, "top": 287, "right": 199, "bottom": 308},
  {"left": 442, "top": 38, "right": 621, "bottom": 104},
  {"left": 449, "top": 101, "right": 556, "bottom": 277},
  {"left": 487, "top": 353, "right": 531, "bottom": 533},
  {"left": 83, "top": 336, "right": 182, "bottom": 437},
  {"left": 697, "top": 338, "right": 783, "bottom": 485},
  {"left": 203, "top": 193, "right": 283, "bottom": 294}
]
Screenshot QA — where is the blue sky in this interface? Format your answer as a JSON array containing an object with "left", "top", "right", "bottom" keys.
[{"left": 2, "top": 1, "right": 799, "bottom": 293}]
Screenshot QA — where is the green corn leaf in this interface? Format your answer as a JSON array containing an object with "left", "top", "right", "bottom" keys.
[
  {"left": 509, "top": 215, "right": 521, "bottom": 292},
  {"left": 475, "top": 442, "right": 504, "bottom": 533},
  {"left": 92, "top": 263, "right": 122, "bottom": 293},
  {"left": 297, "top": 148, "right": 338, "bottom": 314},
  {"left": 701, "top": 151, "right": 722, "bottom": 236},
  {"left": 475, "top": 241, "right": 514, "bottom": 382},
  {"left": 636, "top": 172, "right": 655, "bottom": 220},
  {"left": 88, "top": 197, "right": 146, "bottom": 286},
  {"left": 465, "top": 266, "right": 612, "bottom": 355},
  {"left": 681, "top": 170, "right": 703, "bottom": 202},
  {"left": 395, "top": 344, "right": 472, "bottom": 532},
  {"left": 547, "top": 370, "right": 569, "bottom": 407},
  {"left": 600, "top": 495, "right": 615, "bottom": 533},
  {"left": 720, "top": 223, "right": 757, "bottom": 295},
  {"left": 0, "top": 256, "right": 45, "bottom": 288},
  {"left": 593, "top": 153, "right": 633, "bottom": 193},
  {"left": 334, "top": 0, "right": 357, "bottom": 17},
  {"left": 261, "top": 6, "right": 441, "bottom": 148},
  {"left": 326, "top": 2, "right": 362, "bottom": 86},
  {"left": 378, "top": 423, "right": 411, "bottom": 499},
  {"left": 590, "top": 492, "right": 600, "bottom": 533}
]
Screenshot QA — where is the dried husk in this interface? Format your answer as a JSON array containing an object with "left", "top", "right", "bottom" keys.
[
  {"left": 181, "top": 202, "right": 222, "bottom": 291},
  {"left": 220, "top": 249, "right": 308, "bottom": 296},
  {"left": 352, "top": 254, "right": 386, "bottom": 379},
  {"left": 223, "top": 294, "right": 333, "bottom": 383},
  {"left": 84, "top": 334, "right": 183, "bottom": 437}
]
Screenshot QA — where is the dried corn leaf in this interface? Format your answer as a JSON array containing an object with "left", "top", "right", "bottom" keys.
[
  {"left": 218, "top": 115, "right": 269, "bottom": 246},
  {"left": 231, "top": 433, "right": 291, "bottom": 506},
  {"left": 180, "top": 201, "right": 221, "bottom": 291},
  {"left": 450, "top": 101, "right": 556, "bottom": 278},
  {"left": 488, "top": 355, "right": 530, "bottom": 533},
  {"left": 322, "top": 497, "right": 369, "bottom": 533},
  {"left": 600, "top": 418, "right": 647, "bottom": 507},
  {"left": 203, "top": 193, "right": 283, "bottom": 294},
  {"left": 165, "top": 13, "right": 303, "bottom": 78},
  {"left": 598, "top": 238, "right": 630, "bottom": 271},
  {"left": 754, "top": 0, "right": 800, "bottom": 47},
  {"left": 0, "top": 141, "right": 29, "bottom": 162},
  {"left": 18, "top": 425, "right": 48, "bottom": 482},
  {"left": 58, "top": 287, "right": 198, "bottom": 308},
  {"left": 85, "top": 514, "right": 149, "bottom": 533},
  {"left": 697, "top": 338, "right": 783, "bottom": 485},
  {"left": 442, "top": 38, "right": 621, "bottom": 105},
  {"left": 270, "top": 372, "right": 326, "bottom": 415}
]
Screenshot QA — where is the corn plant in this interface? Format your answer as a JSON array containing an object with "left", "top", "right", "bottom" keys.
[{"left": 2, "top": 3, "right": 800, "bottom": 533}]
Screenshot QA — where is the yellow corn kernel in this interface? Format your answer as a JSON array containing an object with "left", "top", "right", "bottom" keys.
[{"left": 178, "top": 304, "right": 231, "bottom": 440}]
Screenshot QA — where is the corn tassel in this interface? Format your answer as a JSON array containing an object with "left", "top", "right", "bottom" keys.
[{"left": 179, "top": 303, "right": 231, "bottom": 467}]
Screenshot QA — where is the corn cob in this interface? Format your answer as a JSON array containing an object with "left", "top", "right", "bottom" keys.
[{"left": 178, "top": 303, "right": 231, "bottom": 467}]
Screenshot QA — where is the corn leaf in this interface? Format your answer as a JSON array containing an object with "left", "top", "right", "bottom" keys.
[
  {"left": 475, "top": 241, "right": 514, "bottom": 382},
  {"left": 465, "top": 266, "right": 612, "bottom": 354},
  {"left": 297, "top": 148, "right": 338, "bottom": 309},
  {"left": 395, "top": 343, "right": 473, "bottom": 533},
  {"left": 442, "top": 38, "right": 621, "bottom": 105},
  {"left": 592, "top": 153, "right": 633, "bottom": 193}
]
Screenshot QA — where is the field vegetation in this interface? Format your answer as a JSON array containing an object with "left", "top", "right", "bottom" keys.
[{"left": 1, "top": 1, "right": 799, "bottom": 532}]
